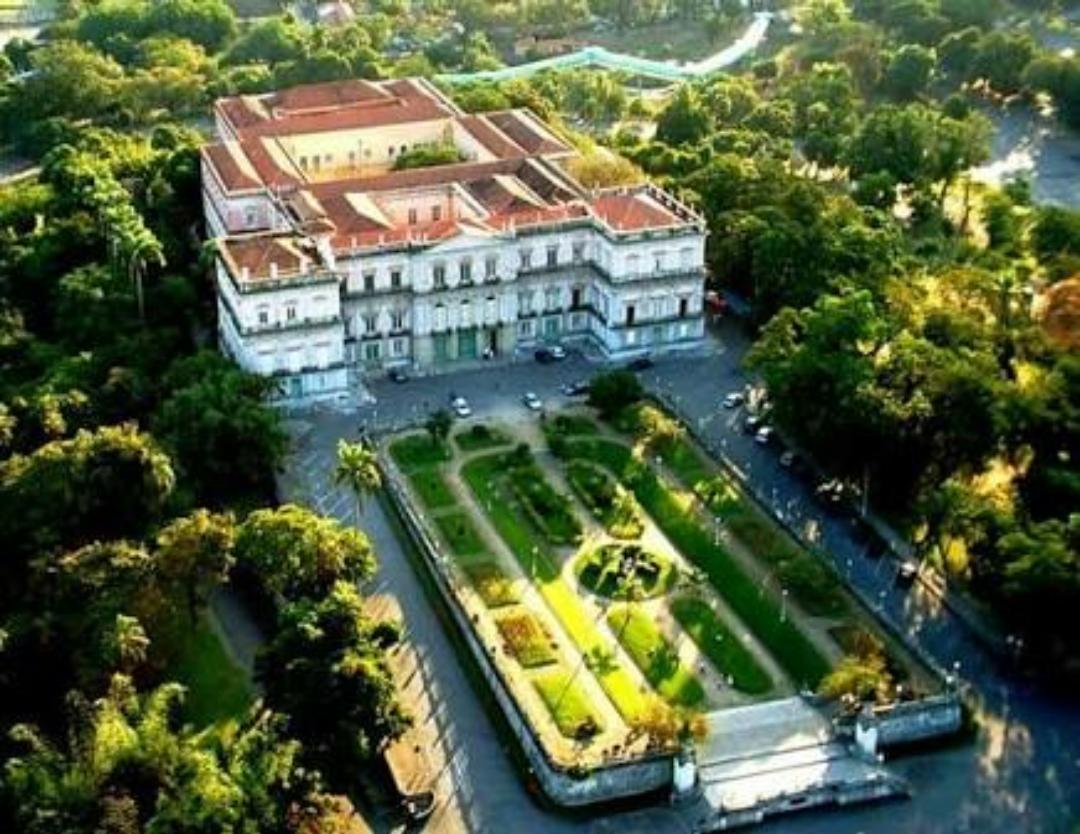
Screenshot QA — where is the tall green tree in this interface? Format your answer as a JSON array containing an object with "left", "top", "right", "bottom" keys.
[
  {"left": 257, "top": 582, "right": 408, "bottom": 786},
  {"left": 235, "top": 505, "right": 376, "bottom": 604},
  {"left": 334, "top": 440, "right": 381, "bottom": 525}
]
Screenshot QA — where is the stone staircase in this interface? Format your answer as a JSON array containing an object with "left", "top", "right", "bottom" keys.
[{"left": 692, "top": 697, "right": 908, "bottom": 829}]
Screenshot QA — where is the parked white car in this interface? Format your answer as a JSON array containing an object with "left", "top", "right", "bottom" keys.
[
  {"left": 723, "top": 391, "right": 745, "bottom": 409},
  {"left": 522, "top": 392, "right": 543, "bottom": 411},
  {"left": 450, "top": 396, "right": 472, "bottom": 418}
]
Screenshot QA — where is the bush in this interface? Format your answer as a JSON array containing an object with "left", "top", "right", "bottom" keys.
[
  {"left": 392, "top": 142, "right": 465, "bottom": 170},
  {"left": 462, "top": 561, "right": 521, "bottom": 608}
]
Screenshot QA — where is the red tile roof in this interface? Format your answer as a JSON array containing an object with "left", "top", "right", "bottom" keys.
[
  {"left": 216, "top": 78, "right": 455, "bottom": 140},
  {"left": 486, "top": 111, "right": 569, "bottom": 156},
  {"left": 590, "top": 192, "right": 681, "bottom": 232},
  {"left": 458, "top": 114, "right": 527, "bottom": 159},
  {"left": 220, "top": 235, "right": 322, "bottom": 282}
]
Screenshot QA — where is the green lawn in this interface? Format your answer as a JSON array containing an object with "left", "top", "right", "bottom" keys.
[
  {"left": 496, "top": 610, "right": 558, "bottom": 668},
  {"left": 655, "top": 435, "right": 713, "bottom": 488},
  {"left": 462, "top": 453, "right": 645, "bottom": 720},
  {"left": 406, "top": 470, "right": 457, "bottom": 511},
  {"left": 671, "top": 595, "right": 773, "bottom": 695},
  {"left": 561, "top": 438, "right": 832, "bottom": 688},
  {"left": 507, "top": 461, "right": 582, "bottom": 545},
  {"left": 454, "top": 423, "right": 512, "bottom": 452},
  {"left": 389, "top": 434, "right": 451, "bottom": 469},
  {"left": 532, "top": 667, "right": 604, "bottom": 740},
  {"left": 434, "top": 510, "right": 487, "bottom": 557},
  {"left": 171, "top": 614, "right": 252, "bottom": 728},
  {"left": 565, "top": 459, "right": 644, "bottom": 539},
  {"left": 606, "top": 605, "right": 705, "bottom": 708}
]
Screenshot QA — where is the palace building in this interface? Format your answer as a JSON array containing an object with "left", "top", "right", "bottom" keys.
[{"left": 201, "top": 77, "right": 707, "bottom": 402}]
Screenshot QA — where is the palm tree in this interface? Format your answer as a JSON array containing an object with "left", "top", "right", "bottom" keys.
[{"left": 334, "top": 439, "right": 382, "bottom": 525}]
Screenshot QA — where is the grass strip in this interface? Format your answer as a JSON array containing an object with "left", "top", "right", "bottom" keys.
[
  {"left": 670, "top": 595, "right": 773, "bottom": 695},
  {"left": 533, "top": 667, "right": 604, "bottom": 739},
  {"left": 606, "top": 604, "right": 705, "bottom": 708}
]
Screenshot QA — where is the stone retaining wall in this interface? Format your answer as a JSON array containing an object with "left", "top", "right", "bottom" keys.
[
  {"left": 871, "top": 694, "right": 964, "bottom": 748},
  {"left": 379, "top": 453, "right": 674, "bottom": 807}
]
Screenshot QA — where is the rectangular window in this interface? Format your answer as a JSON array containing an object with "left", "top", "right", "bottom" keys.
[
  {"left": 364, "top": 314, "right": 378, "bottom": 334},
  {"left": 390, "top": 269, "right": 402, "bottom": 290},
  {"left": 391, "top": 337, "right": 406, "bottom": 356},
  {"left": 626, "top": 304, "right": 636, "bottom": 327},
  {"left": 571, "top": 287, "right": 582, "bottom": 309},
  {"left": 546, "top": 245, "right": 558, "bottom": 268},
  {"left": 518, "top": 320, "right": 534, "bottom": 337},
  {"left": 391, "top": 310, "right": 405, "bottom": 331},
  {"left": 679, "top": 297, "right": 688, "bottom": 318},
  {"left": 363, "top": 272, "right": 375, "bottom": 292},
  {"left": 258, "top": 308, "right": 269, "bottom": 325},
  {"left": 364, "top": 342, "right": 381, "bottom": 361},
  {"left": 286, "top": 304, "right": 297, "bottom": 321},
  {"left": 432, "top": 205, "right": 442, "bottom": 222},
  {"left": 572, "top": 241, "right": 585, "bottom": 264},
  {"left": 545, "top": 287, "right": 560, "bottom": 310},
  {"left": 518, "top": 291, "right": 533, "bottom": 315},
  {"left": 520, "top": 248, "right": 533, "bottom": 270},
  {"left": 433, "top": 264, "right": 446, "bottom": 289},
  {"left": 485, "top": 256, "right": 498, "bottom": 281},
  {"left": 408, "top": 208, "right": 418, "bottom": 225},
  {"left": 654, "top": 251, "right": 666, "bottom": 273},
  {"left": 459, "top": 259, "right": 472, "bottom": 285},
  {"left": 299, "top": 156, "right": 308, "bottom": 170}
]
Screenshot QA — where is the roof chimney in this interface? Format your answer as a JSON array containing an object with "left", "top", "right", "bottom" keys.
[
  {"left": 241, "top": 266, "right": 250, "bottom": 282},
  {"left": 269, "top": 262, "right": 278, "bottom": 280}
]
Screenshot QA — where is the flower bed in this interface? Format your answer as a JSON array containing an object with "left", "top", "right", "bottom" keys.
[{"left": 496, "top": 610, "right": 558, "bottom": 668}]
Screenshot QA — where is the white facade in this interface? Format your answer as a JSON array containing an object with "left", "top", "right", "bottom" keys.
[{"left": 202, "top": 80, "right": 707, "bottom": 403}]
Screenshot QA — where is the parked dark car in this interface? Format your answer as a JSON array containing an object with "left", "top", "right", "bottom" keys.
[
  {"left": 388, "top": 367, "right": 408, "bottom": 383},
  {"left": 627, "top": 356, "right": 654, "bottom": 372},
  {"left": 561, "top": 380, "right": 590, "bottom": 396},
  {"left": 535, "top": 348, "right": 556, "bottom": 364}
]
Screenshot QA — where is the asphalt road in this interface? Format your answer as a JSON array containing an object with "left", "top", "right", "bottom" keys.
[{"left": 332, "top": 323, "right": 1080, "bottom": 834}]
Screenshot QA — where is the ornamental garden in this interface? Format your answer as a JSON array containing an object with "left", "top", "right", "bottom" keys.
[{"left": 386, "top": 385, "right": 935, "bottom": 767}]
